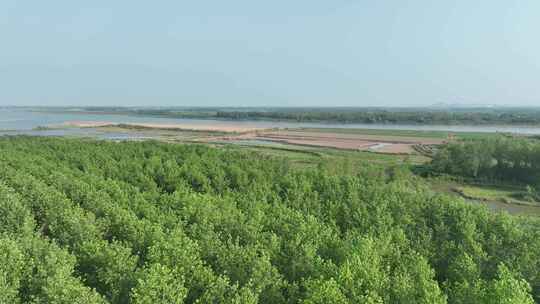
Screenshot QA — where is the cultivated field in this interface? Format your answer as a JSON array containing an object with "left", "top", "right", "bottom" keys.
[
  {"left": 214, "top": 129, "right": 447, "bottom": 154},
  {"left": 61, "top": 121, "right": 450, "bottom": 154}
]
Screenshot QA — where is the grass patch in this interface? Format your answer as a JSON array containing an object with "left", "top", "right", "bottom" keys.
[
  {"left": 426, "top": 178, "right": 540, "bottom": 216},
  {"left": 453, "top": 184, "right": 538, "bottom": 206},
  {"left": 217, "top": 142, "right": 424, "bottom": 175}
]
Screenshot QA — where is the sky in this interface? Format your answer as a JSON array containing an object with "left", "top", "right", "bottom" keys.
[{"left": 1, "top": 1, "right": 539, "bottom": 107}]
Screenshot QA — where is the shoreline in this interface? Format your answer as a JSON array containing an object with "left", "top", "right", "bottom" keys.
[{"left": 20, "top": 109, "right": 540, "bottom": 129}]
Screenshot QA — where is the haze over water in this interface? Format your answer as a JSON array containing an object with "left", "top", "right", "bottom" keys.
[{"left": 3, "top": 108, "right": 540, "bottom": 135}]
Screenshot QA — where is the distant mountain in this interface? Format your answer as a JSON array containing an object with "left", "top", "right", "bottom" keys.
[{"left": 429, "top": 102, "right": 499, "bottom": 109}]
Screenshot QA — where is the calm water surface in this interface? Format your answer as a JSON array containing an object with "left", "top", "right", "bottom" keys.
[{"left": 3, "top": 108, "right": 540, "bottom": 135}]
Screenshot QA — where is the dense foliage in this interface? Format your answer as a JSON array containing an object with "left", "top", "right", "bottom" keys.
[
  {"left": 0, "top": 136, "right": 538, "bottom": 303},
  {"left": 430, "top": 136, "right": 540, "bottom": 191}
]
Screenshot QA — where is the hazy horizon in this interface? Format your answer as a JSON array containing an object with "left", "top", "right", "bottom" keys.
[
  {"left": 1, "top": 1, "right": 539, "bottom": 107},
  {"left": 4, "top": 104, "right": 540, "bottom": 110}
]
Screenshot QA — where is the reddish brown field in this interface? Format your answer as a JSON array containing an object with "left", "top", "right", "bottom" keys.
[
  {"left": 241, "top": 130, "right": 445, "bottom": 154},
  {"left": 61, "top": 121, "right": 444, "bottom": 154}
]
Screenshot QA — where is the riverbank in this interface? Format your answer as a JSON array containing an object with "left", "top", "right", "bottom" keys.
[{"left": 428, "top": 178, "right": 540, "bottom": 216}]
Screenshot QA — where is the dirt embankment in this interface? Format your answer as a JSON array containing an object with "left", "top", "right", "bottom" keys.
[
  {"left": 260, "top": 130, "right": 444, "bottom": 145},
  {"left": 63, "top": 121, "right": 269, "bottom": 133}
]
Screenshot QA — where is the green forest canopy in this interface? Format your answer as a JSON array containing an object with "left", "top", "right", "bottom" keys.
[{"left": 0, "top": 136, "right": 538, "bottom": 303}]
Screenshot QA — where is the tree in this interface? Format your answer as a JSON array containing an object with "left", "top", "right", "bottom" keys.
[
  {"left": 131, "top": 263, "right": 187, "bottom": 304},
  {"left": 390, "top": 253, "right": 447, "bottom": 304},
  {"left": 483, "top": 264, "right": 534, "bottom": 304},
  {"left": 302, "top": 278, "right": 348, "bottom": 304},
  {"left": 76, "top": 240, "right": 138, "bottom": 304},
  {"left": 0, "top": 237, "right": 25, "bottom": 304}
]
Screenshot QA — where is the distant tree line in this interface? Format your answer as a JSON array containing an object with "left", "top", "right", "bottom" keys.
[
  {"left": 0, "top": 136, "right": 538, "bottom": 303},
  {"left": 215, "top": 110, "right": 540, "bottom": 124},
  {"left": 429, "top": 136, "right": 540, "bottom": 199},
  {"left": 43, "top": 106, "right": 540, "bottom": 125}
]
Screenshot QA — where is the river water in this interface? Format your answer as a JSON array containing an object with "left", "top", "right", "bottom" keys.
[{"left": 3, "top": 108, "right": 540, "bottom": 135}]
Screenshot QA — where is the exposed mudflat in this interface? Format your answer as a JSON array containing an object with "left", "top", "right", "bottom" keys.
[{"left": 63, "top": 121, "right": 269, "bottom": 133}]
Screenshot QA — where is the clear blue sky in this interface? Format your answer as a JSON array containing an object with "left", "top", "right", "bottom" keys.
[{"left": 1, "top": 1, "right": 539, "bottom": 107}]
